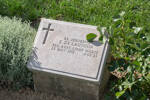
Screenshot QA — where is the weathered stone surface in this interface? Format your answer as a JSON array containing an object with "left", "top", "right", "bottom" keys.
[{"left": 27, "top": 18, "right": 110, "bottom": 100}]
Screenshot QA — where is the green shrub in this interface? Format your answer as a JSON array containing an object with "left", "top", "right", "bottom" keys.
[
  {"left": 87, "top": 11, "right": 150, "bottom": 100},
  {"left": 0, "top": 16, "right": 36, "bottom": 89}
]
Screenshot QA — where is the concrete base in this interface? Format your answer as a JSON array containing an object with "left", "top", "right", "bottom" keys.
[{"left": 32, "top": 66, "right": 109, "bottom": 100}]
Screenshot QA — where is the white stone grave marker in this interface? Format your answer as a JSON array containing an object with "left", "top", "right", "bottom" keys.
[{"left": 27, "top": 18, "right": 110, "bottom": 100}]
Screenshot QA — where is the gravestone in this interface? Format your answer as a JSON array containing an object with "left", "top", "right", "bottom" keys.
[{"left": 27, "top": 18, "right": 110, "bottom": 100}]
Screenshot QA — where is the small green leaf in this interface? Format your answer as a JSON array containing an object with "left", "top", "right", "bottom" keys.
[
  {"left": 115, "top": 90, "right": 125, "bottom": 98},
  {"left": 86, "top": 33, "right": 97, "bottom": 42},
  {"left": 109, "top": 38, "right": 114, "bottom": 45},
  {"left": 124, "top": 57, "right": 130, "bottom": 60},
  {"left": 99, "top": 35, "right": 103, "bottom": 42},
  {"left": 132, "top": 61, "right": 140, "bottom": 67},
  {"left": 146, "top": 73, "right": 150, "bottom": 79},
  {"left": 140, "top": 42, "right": 149, "bottom": 49},
  {"left": 147, "top": 34, "right": 150, "bottom": 42}
]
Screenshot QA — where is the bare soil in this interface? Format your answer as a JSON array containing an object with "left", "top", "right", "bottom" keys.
[
  {"left": 0, "top": 76, "right": 113, "bottom": 100},
  {"left": 0, "top": 88, "right": 68, "bottom": 100},
  {"left": 0, "top": 87, "right": 109, "bottom": 100}
]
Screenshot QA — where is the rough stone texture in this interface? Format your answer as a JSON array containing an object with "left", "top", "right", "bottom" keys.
[
  {"left": 33, "top": 71, "right": 100, "bottom": 100},
  {"left": 27, "top": 18, "right": 110, "bottom": 100}
]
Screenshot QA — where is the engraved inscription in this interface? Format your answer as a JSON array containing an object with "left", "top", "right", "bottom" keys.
[{"left": 50, "top": 37, "right": 98, "bottom": 58}]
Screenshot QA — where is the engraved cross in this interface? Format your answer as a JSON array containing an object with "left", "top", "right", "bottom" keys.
[{"left": 42, "top": 23, "right": 54, "bottom": 44}]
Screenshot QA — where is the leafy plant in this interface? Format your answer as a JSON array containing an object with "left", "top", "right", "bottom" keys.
[
  {"left": 0, "top": 16, "right": 36, "bottom": 89},
  {"left": 87, "top": 11, "right": 150, "bottom": 99}
]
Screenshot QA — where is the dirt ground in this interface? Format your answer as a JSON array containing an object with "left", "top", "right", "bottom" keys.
[
  {"left": 0, "top": 88, "right": 68, "bottom": 100},
  {"left": 0, "top": 87, "right": 108, "bottom": 100},
  {"left": 0, "top": 77, "right": 112, "bottom": 100}
]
